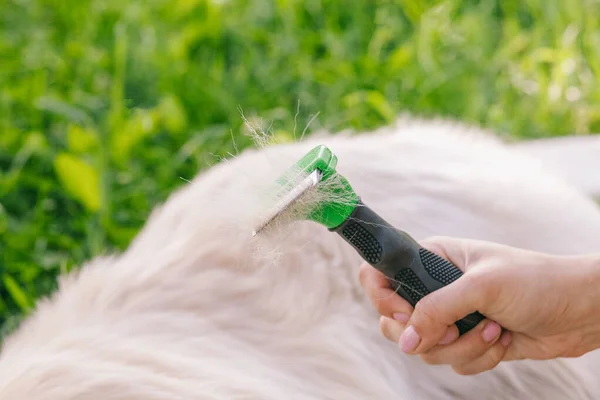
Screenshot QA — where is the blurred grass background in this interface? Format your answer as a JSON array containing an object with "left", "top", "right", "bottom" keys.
[{"left": 1, "top": 0, "right": 599, "bottom": 338}]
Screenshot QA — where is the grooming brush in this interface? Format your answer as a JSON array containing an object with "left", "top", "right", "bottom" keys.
[{"left": 252, "top": 145, "right": 485, "bottom": 335}]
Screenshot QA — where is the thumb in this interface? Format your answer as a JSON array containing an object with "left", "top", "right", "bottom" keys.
[{"left": 397, "top": 237, "right": 490, "bottom": 354}]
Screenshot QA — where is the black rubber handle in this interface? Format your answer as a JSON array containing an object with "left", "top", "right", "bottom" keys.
[{"left": 331, "top": 199, "right": 484, "bottom": 335}]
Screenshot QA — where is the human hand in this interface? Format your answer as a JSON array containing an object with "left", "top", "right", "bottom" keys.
[{"left": 359, "top": 236, "right": 600, "bottom": 375}]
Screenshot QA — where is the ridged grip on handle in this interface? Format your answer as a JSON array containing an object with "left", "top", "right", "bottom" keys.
[{"left": 331, "top": 200, "right": 484, "bottom": 335}]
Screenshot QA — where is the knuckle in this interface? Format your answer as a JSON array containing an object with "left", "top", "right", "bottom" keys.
[
  {"left": 379, "top": 316, "right": 390, "bottom": 339},
  {"left": 373, "top": 298, "right": 390, "bottom": 317},
  {"left": 370, "top": 287, "right": 413, "bottom": 319},
  {"left": 452, "top": 365, "right": 475, "bottom": 376},
  {"left": 487, "top": 343, "right": 505, "bottom": 369},
  {"left": 452, "top": 344, "right": 506, "bottom": 376},
  {"left": 420, "top": 353, "right": 443, "bottom": 366},
  {"left": 379, "top": 317, "right": 398, "bottom": 342},
  {"left": 358, "top": 263, "right": 371, "bottom": 287},
  {"left": 413, "top": 295, "right": 440, "bottom": 327},
  {"left": 371, "top": 288, "right": 394, "bottom": 316}
]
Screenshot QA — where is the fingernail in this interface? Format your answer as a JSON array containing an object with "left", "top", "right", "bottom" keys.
[
  {"left": 438, "top": 328, "right": 457, "bottom": 345},
  {"left": 393, "top": 313, "right": 410, "bottom": 323},
  {"left": 482, "top": 322, "right": 501, "bottom": 342},
  {"left": 500, "top": 331, "right": 512, "bottom": 347},
  {"left": 399, "top": 325, "right": 420, "bottom": 353}
]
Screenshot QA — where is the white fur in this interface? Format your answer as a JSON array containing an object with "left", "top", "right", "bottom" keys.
[
  {"left": 510, "top": 134, "right": 600, "bottom": 201},
  {"left": 2, "top": 117, "right": 600, "bottom": 399}
]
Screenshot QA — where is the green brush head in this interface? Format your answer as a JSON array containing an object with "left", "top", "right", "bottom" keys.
[{"left": 274, "top": 145, "right": 359, "bottom": 230}]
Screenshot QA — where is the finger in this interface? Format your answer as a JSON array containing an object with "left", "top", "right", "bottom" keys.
[
  {"left": 359, "top": 262, "right": 391, "bottom": 291},
  {"left": 452, "top": 336, "right": 509, "bottom": 375},
  {"left": 419, "top": 320, "right": 502, "bottom": 366},
  {"left": 359, "top": 263, "right": 414, "bottom": 321},
  {"left": 398, "top": 271, "right": 489, "bottom": 354},
  {"left": 380, "top": 316, "right": 459, "bottom": 347},
  {"left": 379, "top": 316, "right": 406, "bottom": 343}
]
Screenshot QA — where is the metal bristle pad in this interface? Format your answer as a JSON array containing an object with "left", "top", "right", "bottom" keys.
[{"left": 252, "top": 169, "right": 322, "bottom": 236}]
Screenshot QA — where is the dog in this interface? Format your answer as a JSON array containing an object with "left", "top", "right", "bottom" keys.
[{"left": 1, "top": 117, "right": 600, "bottom": 399}]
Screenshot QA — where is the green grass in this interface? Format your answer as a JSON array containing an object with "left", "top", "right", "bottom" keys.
[{"left": 1, "top": 0, "right": 599, "bottom": 338}]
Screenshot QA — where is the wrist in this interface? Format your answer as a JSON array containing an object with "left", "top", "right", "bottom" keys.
[{"left": 567, "top": 253, "right": 600, "bottom": 356}]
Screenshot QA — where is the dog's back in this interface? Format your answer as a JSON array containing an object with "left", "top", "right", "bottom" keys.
[{"left": 2, "top": 118, "right": 600, "bottom": 399}]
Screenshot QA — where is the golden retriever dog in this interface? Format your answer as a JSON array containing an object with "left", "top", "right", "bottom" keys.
[{"left": 1, "top": 117, "right": 600, "bottom": 399}]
